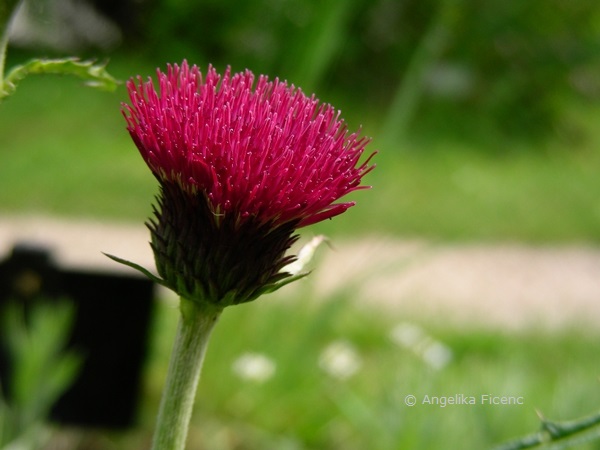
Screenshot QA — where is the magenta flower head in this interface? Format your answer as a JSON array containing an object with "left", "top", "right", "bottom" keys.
[{"left": 120, "top": 61, "right": 374, "bottom": 309}]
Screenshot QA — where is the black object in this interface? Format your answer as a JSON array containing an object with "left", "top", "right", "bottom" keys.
[{"left": 0, "top": 243, "right": 155, "bottom": 428}]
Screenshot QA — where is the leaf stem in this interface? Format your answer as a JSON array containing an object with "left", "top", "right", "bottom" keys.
[
  {"left": 151, "top": 297, "right": 222, "bottom": 450},
  {"left": 493, "top": 409, "right": 600, "bottom": 450},
  {"left": 0, "top": 0, "right": 21, "bottom": 89}
]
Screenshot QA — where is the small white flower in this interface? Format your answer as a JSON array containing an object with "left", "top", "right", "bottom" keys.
[
  {"left": 421, "top": 341, "right": 453, "bottom": 370},
  {"left": 389, "top": 322, "right": 453, "bottom": 370},
  {"left": 232, "top": 352, "right": 276, "bottom": 383},
  {"left": 389, "top": 322, "right": 425, "bottom": 347},
  {"left": 319, "top": 340, "right": 362, "bottom": 380}
]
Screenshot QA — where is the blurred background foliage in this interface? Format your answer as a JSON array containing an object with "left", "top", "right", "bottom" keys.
[
  {"left": 123, "top": 0, "right": 600, "bottom": 146},
  {"left": 3, "top": 0, "right": 600, "bottom": 241},
  {"left": 2, "top": 2, "right": 600, "bottom": 449},
  {"left": 8, "top": 0, "right": 600, "bottom": 147}
]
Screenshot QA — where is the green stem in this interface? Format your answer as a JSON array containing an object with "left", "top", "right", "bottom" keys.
[
  {"left": 493, "top": 409, "right": 600, "bottom": 450},
  {"left": 151, "top": 298, "right": 222, "bottom": 450},
  {"left": 0, "top": 0, "right": 21, "bottom": 87}
]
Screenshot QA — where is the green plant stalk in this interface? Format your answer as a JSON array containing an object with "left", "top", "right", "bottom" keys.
[
  {"left": 151, "top": 297, "right": 222, "bottom": 450},
  {"left": 0, "top": 0, "right": 21, "bottom": 87},
  {"left": 494, "top": 409, "right": 600, "bottom": 450}
]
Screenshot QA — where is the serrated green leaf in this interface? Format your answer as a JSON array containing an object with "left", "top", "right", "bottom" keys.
[{"left": 1, "top": 58, "right": 120, "bottom": 100}]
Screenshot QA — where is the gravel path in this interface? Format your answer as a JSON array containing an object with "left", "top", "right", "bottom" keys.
[
  {"left": 311, "top": 237, "right": 600, "bottom": 330},
  {"left": 1, "top": 215, "right": 599, "bottom": 330}
]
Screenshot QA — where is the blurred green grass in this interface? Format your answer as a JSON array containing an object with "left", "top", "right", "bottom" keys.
[
  {"left": 111, "top": 294, "right": 600, "bottom": 450},
  {"left": 1, "top": 57, "right": 600, "bottom": 242},
  {"left": 2, "top": 58, "right": 600, "bottom": 449}
]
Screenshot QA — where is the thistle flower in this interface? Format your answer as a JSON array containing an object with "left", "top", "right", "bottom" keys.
[
  {"left": 115, "top": 61, "right": 375, "bottom": 450},
  {"left": 120, "top": 61, "right": 374, "bottom": 308}
]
